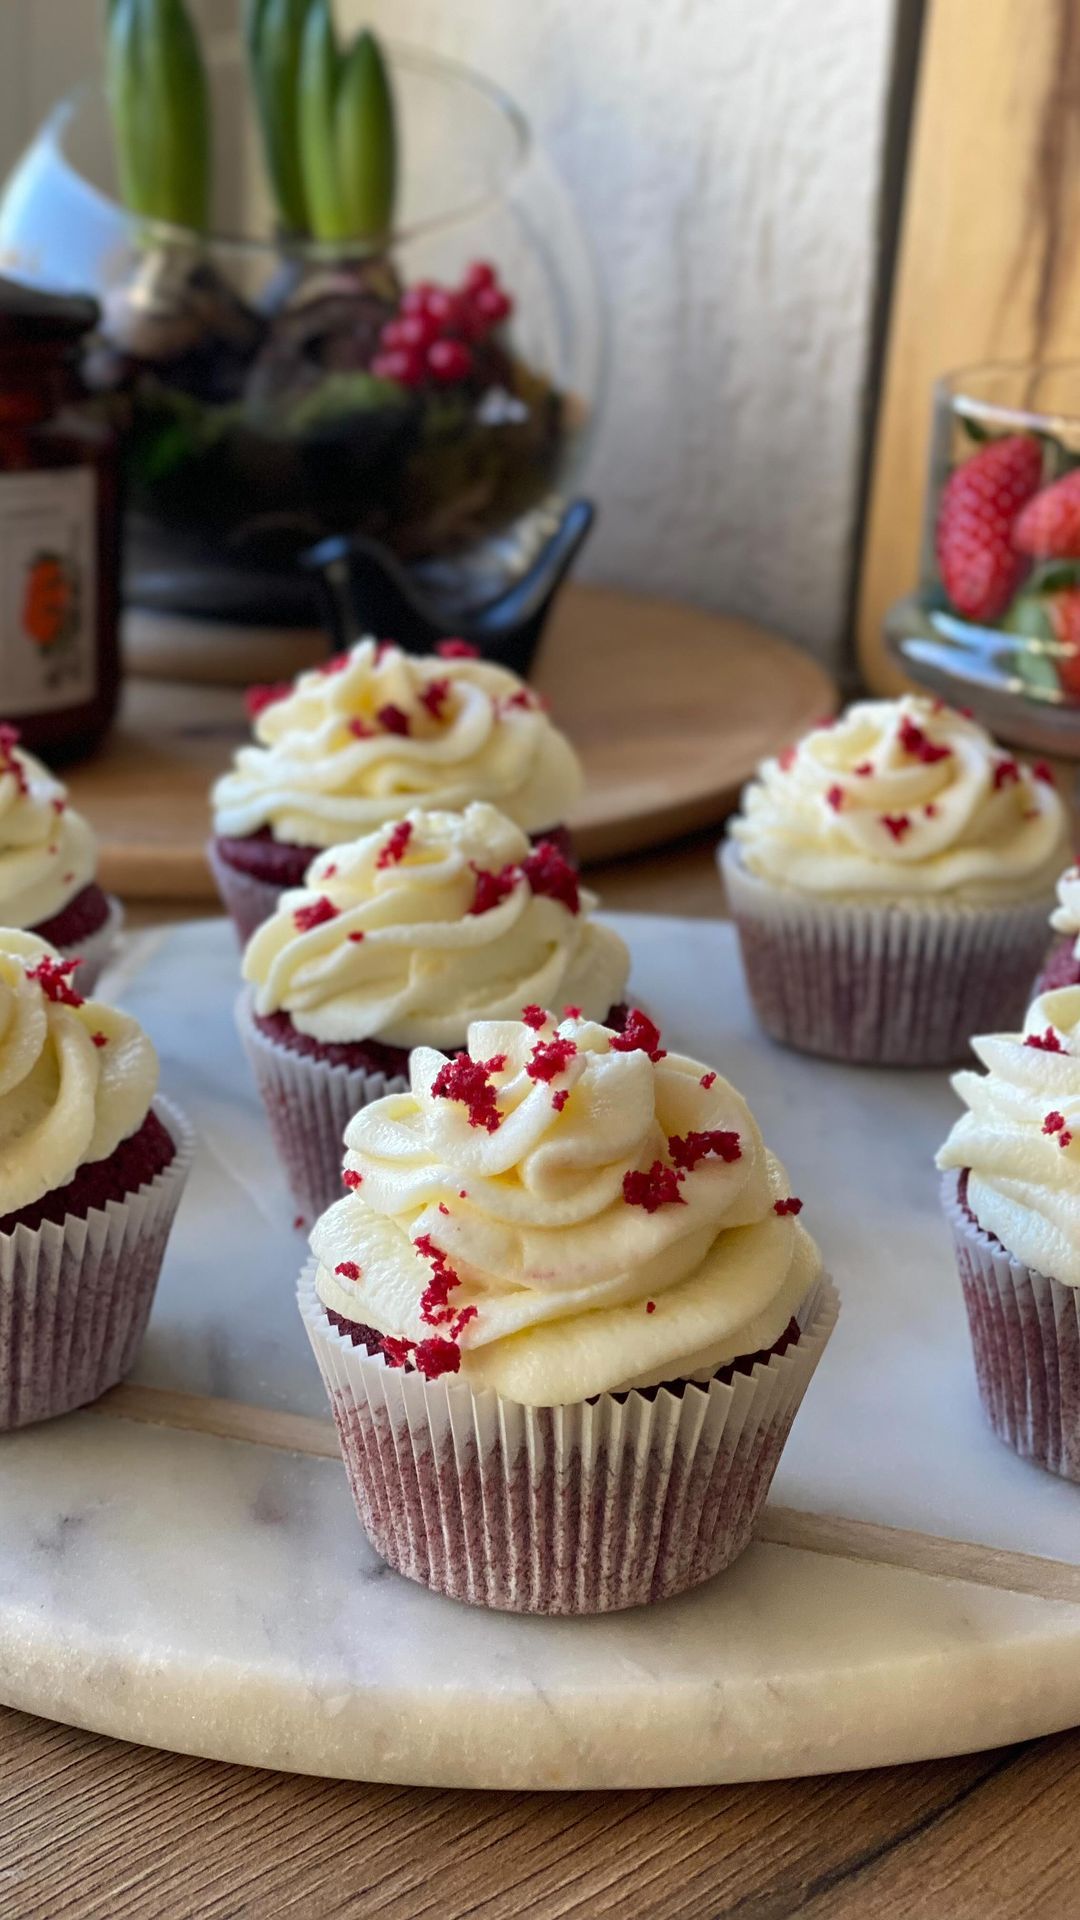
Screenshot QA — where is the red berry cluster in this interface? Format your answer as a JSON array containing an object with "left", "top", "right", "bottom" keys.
[{"left": 372, "top": 262, "right": 515, "bottom": 390}]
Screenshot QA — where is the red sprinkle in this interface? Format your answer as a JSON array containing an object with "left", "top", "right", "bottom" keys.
[
  {"left": 420, "top": 677, "right": 451, "bottom": 721},
  {"left": 552, "top": 1088, "right": 570, "bottom": 1112},
  {"left": 469, "top": 864, "right": 518, "bottom": 915},
  {"left": 376, "top": 703, "right": 411, "bottom": 736},
  {"left": 293, "top": 895, "right": 338, "bottom": 933},
  {"left": 521, "top": 1004, "right": 547, "bottom": 1030},
  {"left": 898, "top": 715, "right": 951, "bottom": 764},
  {"left": 244, "top": 682, "right": 290, "bottom": 720},
  {"left": 1034, "top": 761, "right": 1056, "bottom": 785},
  {"left": 645, "top": 1300, "right": 656, "bottom": 1313},
  {"left": 826, "top": 785, "right": 845, "bottom": 812},
  {"left": 623, "top": 1162, "right": 685, "bottom": 1213},
  {"left": 610, "top": 1009, "right": 666, "bottom": 1063},
  {"left": 668, "top": 1129, "right": 742, "bottom": 1171},
  {"left": 1044, "top": 1111, "right": 1067, "bottom": 1134},
  {"left": 343, "top": 1170, "right": 363, "bottom": 1190},
  {"left": 521, "top": 841, "right": 580, "bottom": 915},
  {"left": 432, "top": 1052, "right": 504, "bottom": 1132},
  {"left": 91, "top": 1031, "right": 108, "bottom": 1048},
  {"left": 773, "top": 1197, "right": 804, "bottom": 1216},
  {"left": 881, "top": 813, "right": 912, "bottom": 842},
  {"left": 526, "top": 1036, "right": 578, "bottom": 1083},
  {"left": 853, "top": 760, "right": 874, "bottom": 777},
  {"left": 335, "top": 1261, "right": 362, "bottom": 1280},
  {"left": 436, "top": 638, "right": 480, "bottom": 659},
  {"left": 376, "top": 820, "right": 413, "bottom": 869},
  {"left": 1026, "top": 1029, "right": 1064, "bottom": 1052},
  {"left": 26, "top": 955, "right": 83, "bottom": 1007},
  {"left": 992, "top": 757, "right": 1021, "bottom": 791},
  {"left": 700, "top": 1071, "right": 717, "bottom": 1090}
]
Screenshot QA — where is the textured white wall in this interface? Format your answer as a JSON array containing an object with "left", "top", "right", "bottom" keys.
[
  {"left": 0, "top": 0, "right": 900, "bottom": 666},
  {"left": 349, "top": 0, "right": 900, "bottom": 665}
]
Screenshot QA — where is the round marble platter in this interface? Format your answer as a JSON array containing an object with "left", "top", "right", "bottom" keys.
[{"left": 1, "top": 917, "right": 1079, "bottom": 1789}]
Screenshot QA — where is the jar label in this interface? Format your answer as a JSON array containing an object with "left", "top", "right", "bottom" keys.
[{"left": 0, "top": 467, "right": 97, "bottom": 715}]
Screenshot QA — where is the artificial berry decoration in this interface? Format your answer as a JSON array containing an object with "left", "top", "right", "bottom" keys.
[
  {"left": 935, "top": 434, "right": 1042, "bottom": 622},
  {"left": 373, "top": 264, "right": 516, "bottom": 390},
  {"left": 1013, "top": 468, "right": 1080, "bottom": 559},
  {"left": 427, "top": 338, "right": 474, "bottom": 385}
]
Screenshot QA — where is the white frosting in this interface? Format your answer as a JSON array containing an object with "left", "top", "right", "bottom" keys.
[
  {"left": 0, "top": 931, "right": 159, "bottom": 1220},
  {"left": 311, "top": 1013, "right": 821, "bottom": 1405},
  {"left": 1050, "top": 866, "right": 1080, "bottom": 952},
  {"left": 936, "top": 985, "right": 1080, "bottom": 1289},
  {"left": 242, "top": 803, "right": 629, "bottom": 1049},
  {"left": 212, "top": 639, "right": 583, "bottom": 847},
  {"left": 0, "top": 740, "right": 97, "bottom": 928},
  {"left": 729, "top": 696, "right": 1068, "bottom": 905}
]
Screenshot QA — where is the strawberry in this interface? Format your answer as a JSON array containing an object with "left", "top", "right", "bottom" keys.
[
  {"left": 1013, "top": 468, "right": 1080, "bottom": 559},
  {"left": 936, "top": 434, "right": 1042, "bottom": 622},
  {"left": 1048, "top": 587, "right": 1080, "bottom": 698}
]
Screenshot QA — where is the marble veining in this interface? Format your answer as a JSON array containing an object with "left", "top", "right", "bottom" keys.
[{"left": 0, "top": 915, "right": 1078, "bottom": 1786}]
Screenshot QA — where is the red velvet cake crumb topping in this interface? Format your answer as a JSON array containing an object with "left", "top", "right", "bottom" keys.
[
  {"left": 335, "top": 1261, "right": 361, "bottom": 1280},
  {"left": 1026, "top": 1028, "right": 1064, "bottom": 1052},
  {"left": 924, "top": 802, "right": 939, "bottom": 818},
  {"left": 415, "top": 1232, "right": 465, "bottom": 1328},
  {"left": 646, "top": 1300, "right": 656, "bottom": 1313},
  {"left": 622, "top": 1162, "right": 685, "bottom": 1212},
  {"left": 521, "top": 1004, "right": 547, "bottom": 1029},
  {"left": 668, "top": 1129, "right": 742, "bottom": 1170},
  {"left": 436, "top": 638, "right": 480, "bottom": 658},
  {"left": 551, "top": 1088, "right": 570, "bottom": 1112},
  {"left": 700, "top": 1070, "right": 717, "bottom": 1090},
  {"left": 376, "top": 703, "right": 411, "bottom": 736},
  {"left": 826, "top": 784, "right": 845, "bottom": 811},
  {"left": 347, "top": 716, "right": 376, "bottom": 738},
  {"left": 1043, "top": 1111, "right": 1073, "bottom": 1145},
  {"left": 778, "top": 746, "right": 797, "bottom": 772},
  {"left": 348, "top": 929, "right": 365, "bottom": 942},
  {"left": 520, "top": 840, "right": 580, "bottom": 914},
  {"left": 293, "top": 1214, "right": 306, "bottom": 1229},
  {"left": 343, "top": 1169, "right": 363, "bottom": 1190},
  {"left": 610, "top": 1009, "right": 666, "bottom": 1062},
  {"left": 562, "top": 1004, "right": 582, "bottom": 1020},
  {"left": 419, "top": 677, "right": 451, "bottom": 720},
  {"left": 773, "top": 1196, "right": 804, "bottom": 1215},
  {"left": 526, "top": 1035, "right": 577, "bottom": 1083},
  {"left": 26, "top": 954, "right": 83, "bottom": 1007},
  {"left": 853, "top": 760, "right": 873, "bottom": 776},
  {"left": 992, "top": 757, "right": 1021, "bottom": 791},
  {"left": 377, "top": 820, "right": 413, "bottom": 868},
  {"left": 91, "top": 1032, "right": 108, "bottom": 1048},
  {"left": 244, "top": 681, "right": 290, "bottom": 720},
  {"left": 1034, "top": 761, "right": 1056, "bottom": 785},
  {"left": 293, "top": 895, "right": 338, "bottom": 933},
  {"left": 432, "top": 1052, "right": 504, "bottom": 1132},
  {"left": 898, "top": 715, "right": 951, "bottom": 764},
  {"left": 880, "top": 813, "right": 911, "bottom": 842},
  {"left": 0, "top": 726, "right": 27, "bottom": 795},
  {"left": 469, "top": 863, "right": 518, "bottom": 915}
]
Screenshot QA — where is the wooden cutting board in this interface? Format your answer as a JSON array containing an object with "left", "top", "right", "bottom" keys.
[{"left": 67, "top": 585, "right": 835, "bottom": 899}]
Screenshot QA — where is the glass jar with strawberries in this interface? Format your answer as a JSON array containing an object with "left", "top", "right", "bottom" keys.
[{"left": 889, "top": 366, "right": 1080, "bottom": 747}]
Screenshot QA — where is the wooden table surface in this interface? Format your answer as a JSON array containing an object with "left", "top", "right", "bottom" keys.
[{"left": 3, "top": 833, "right": 1078, "bottom": 1920}]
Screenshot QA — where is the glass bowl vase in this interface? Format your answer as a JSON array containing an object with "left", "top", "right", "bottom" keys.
[
  {"left": 0, "top": 39, "right": 604, "bottom": 637},
  {"left": 887, "top": 363, "right": 1080, "bottom": 757}
]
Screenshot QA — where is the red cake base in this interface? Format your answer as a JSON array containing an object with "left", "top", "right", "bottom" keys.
[
  {"left": 254, "top": 998, "right": 631, "bottom": 1081},
  {"left": 30, "top": 881, "right": 111, "bottom": 950},
  {"left": 1033, "top": 932, "right": 1080, "bottom": 999},
  {"left": 0, "top": 1110, "right": 176, "bottom": 1238}
]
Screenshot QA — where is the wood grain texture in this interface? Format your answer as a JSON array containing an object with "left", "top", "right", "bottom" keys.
[
  {"left": 857, "top": 0, "right": 1080, "bottom": 694},
  {"left": 2, "top": 1704, "right": 1078, "bottom": 1919},
  {"left": 68, "top": 587, "right": 834, "bottom": 895}
]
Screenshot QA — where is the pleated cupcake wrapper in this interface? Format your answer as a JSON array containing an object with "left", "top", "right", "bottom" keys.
[
  {"left": 720, "top": 841, "right": 1053, "bottom": 1067},
  {"left": 941, "top": 1171, "right": 1080, "bottom": 1482},
  {"left": 299, "top": 1261, "right": 839, "bottom": 1615},
  {"left": 238, "top": 989, "right": 409, "bottom": 1223},
  {"left": 206, "top": 839, "right": 287, "bottom": 947},
  {"left": 54, "top": 893, "right": 124, "bottom": 996},
  {"left": 0, "top": 1096, "right": 193, "bottom": 1431}
]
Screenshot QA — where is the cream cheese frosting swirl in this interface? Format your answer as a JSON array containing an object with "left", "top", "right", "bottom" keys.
[
  {"left": 1050, "top": 865, "right": 1080, "bottom": 952},
  {"left": 243, "top": 803, "right": 629, "bottom": 1049},
  {"left": 311, "top": 1011, "right": 821, "bottom": 1404},
  {"left": 936, "top": 986, "right": 1080, "bottom": 1288},
  {"left": 0, "top": 733, "right": 98, "bottom": 927},
  {"left": 729, "top": 697, "right": 1068, "bottom": 905},
  {"left": 212, "top": 639, "right": 583, "bottom": 846},
  {"left": 0, "top": 930, "right": 158, "bottom": 1220}
]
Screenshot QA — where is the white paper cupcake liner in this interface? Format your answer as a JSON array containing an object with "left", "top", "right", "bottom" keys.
[
  {"left": 941, "top": 1170, "right": 1080, "bottom": 1482},
  {"left": 206, "top": 839, "right": 289, "bottom": 947},
  {"left": 54, "top": 892, "right": 124, "bottom": 995},
  {"left": 299, "top": 1261, "right": 839, "bottom": 1614},
  {"left": 0, "top": 1095, "right": 193, "bottom": 1431},
  {"left": 237, "top": 989, "right": 409, "bottom": 1222},
  {"left": 720, "top": 841, "right": 1053, "bottom": 1067}
]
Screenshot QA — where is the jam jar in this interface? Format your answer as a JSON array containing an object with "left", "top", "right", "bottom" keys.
[{"left": 0, "top": 276, "right": 121, "bottom": 760}]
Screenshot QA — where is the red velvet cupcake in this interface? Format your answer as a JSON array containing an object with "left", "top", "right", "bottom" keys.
[
  {"left": 208, "top": 637, "right": 583, "bottom": 943},
  {"left": 0, "top": 725, "right": 122, "bottom": 991},
  {"left": 1033, "top": 864, "right": 1080, "bottom": 1000},
  {"left": 0, "top": 931, "right": 192, "bottom": 1429},
  {"left": 239, "top": 804, "right": 630, "bottom": 1220}
]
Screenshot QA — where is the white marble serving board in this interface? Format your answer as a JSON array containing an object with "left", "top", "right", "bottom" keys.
[{"left": 1, "top": 915, "right": 1079, "bottom": 1789}]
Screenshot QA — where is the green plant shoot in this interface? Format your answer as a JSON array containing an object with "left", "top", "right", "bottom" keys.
[{"left": 105, "top": 0, "right": 210, "bottom": 231}]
